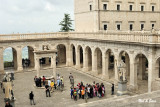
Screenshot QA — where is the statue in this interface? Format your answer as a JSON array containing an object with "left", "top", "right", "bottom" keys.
[
  {"left": 43, "top": 45, "right": 50, "bottom": 50},
  {"left": 118, "top": 60, "right": 127, "bottom": 82}
]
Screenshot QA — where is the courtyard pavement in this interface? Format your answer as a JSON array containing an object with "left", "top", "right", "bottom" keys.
[{"left": 0, "top": 67, "right": 117, "bottom": 107}]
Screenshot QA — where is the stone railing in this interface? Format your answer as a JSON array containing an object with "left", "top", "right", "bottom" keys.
[{"left": 0, "top": 31, "right": 159, "bottom": 44}]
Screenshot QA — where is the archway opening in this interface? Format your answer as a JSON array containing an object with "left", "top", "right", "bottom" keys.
[
  {"left": 71, "top": 44, "right": 76, "bottom": 65},
  {"left": 57, "top": 44, "right": 66, "bottom": 66},
  {"left": 95, "top": 48, "right": 102, "bottom": 75},
  {"left": 78, "top": 46, "right": 83, "bottom": 68},
  {"left": 119, "top": 51, "right": 130, "bottom": 81},
  {"left": 22, "top": 46, "right": 35, "bottom": 70},
  {"left": 86, "top": 46, "right": 92, "bottom": 71},
  {"left": 106, "top": 49, "right": 115, "bottom": 79},
  {"left": 3, "top": 47, "right": 17, "bottom": 71},
  {"left": 135, "top": 54, "right": 148, "bottom": 93}
]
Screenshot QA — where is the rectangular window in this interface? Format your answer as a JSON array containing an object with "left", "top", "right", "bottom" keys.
[
  {"left": 90, "top": 5, "right": 92, "bottom": 11},
  {"left": 130, "top": 24, "right": 133, "bottom": 31},
  {"left": 104, "top": 25, "right": 107, "bottom": 30},
  {"left": 152, "top": 24, "right": 154, "bottom": 28},
  {"left": 117, "top": 24, "right": 121, "bottom": 30},
  {"left": 141, "top": 6, "right": 144, "bottom": 11},
  {"left": 141, "top": 24, "right": 144, "bottom": 30},
  {"left": 117, "top": 5, "right": 120, "bottom": 11},
  {"left": 152, "top": 6, "right": 155, "bottom": 11},
  {"left": 129, "top": 5, "right": 133, "bottom": 11},
  {"left": 103, "top": 4, "right": 107, "bottom": 10}
]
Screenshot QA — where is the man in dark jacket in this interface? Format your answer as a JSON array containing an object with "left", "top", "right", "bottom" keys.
[
  {"left": 29, "top": 91, "right": 35, "bottom": 105},
  {"left": 111, "top": 84, "right": 114, "bottom": 95},
  {"left": 45, "top": 83, "right": 51, "bottom": 97}
]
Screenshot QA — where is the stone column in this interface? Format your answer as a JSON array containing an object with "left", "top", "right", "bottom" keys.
[
  {"left": 45, "top": 57, "right": 50, "bottom": 65},
  {"left": 0, "top": 48, "right": 4, "bottom": 73},
  {"left": 51, "top": 54, "right": 56, "bottom": 78},
  {"left": 92, "top": 48, "right": 97, "bottom": 74},
  {"left": 66, "top": 44, "right": 70, "bottom": 66},
  {"left": 28, "top": 47, "right": 34, "bottom": 67},
  {"left": 83, "top": 50, "right": 88, "bottom": 72},
  {"left": 17, "top": 47, "right": 23, "bottom": 71},
  {"left": 102, "top": 51, "right": 109, "bottom": 79},
  {"left": 148, "top": 49, "right": 155, "bottom": 93},
  {"left": 75, "top": 46, "right": 80, "bottom": 68},
  {"left": 114, "top": 53, "right": 119, "bottom": 81},
  {"left": 35, "top": 57, "right": 40, "bottom": 77},
  {"left": 129, "top": 53, "right": 138, "bottom": 90},
  {"left": 13, "top": 49, "right": 17, "bottom": 70}
]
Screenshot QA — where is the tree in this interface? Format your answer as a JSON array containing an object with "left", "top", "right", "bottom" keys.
[{"left": 59, "top": 14, "right": 74, "bottom": 32}]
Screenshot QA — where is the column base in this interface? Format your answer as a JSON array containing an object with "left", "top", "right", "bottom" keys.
[
  {"left": 0, "top": 70, "right": 5, "bottom": 74},
  {"left": 128, "top": 85, "right": 138, "bottom": 92},
  {"left": 83, "top": 67, "right": 88, "bottom": 72},
  {"left": 17, "top": 67, "right": 23, "bottom": 72},
  {"left": 102, "top": 75, "right": 109, "bottom": 80},
  {"left": 92, "top": 70, "right": 98, "bottom": 76},
  {"left": 75, "top": 65, "right": 81, "bottom": 69}
]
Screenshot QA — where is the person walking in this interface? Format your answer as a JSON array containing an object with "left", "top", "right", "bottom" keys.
[
  {"left": 45, "top": 83, "right": 51, "bottom": 97},
  {"left": 111, "top": 84, "right": 114, "bottom": 95},
  {"left": 42, "top": 76, "right": 46, "bottom": 86},
  {"left": 29, "top": 91, "right": 35, "bottom": 105},
  {"left": 70, "top": 88, "right": 73, "bottom": 99},
  {"left": 50, "top": 81, "right": 54, "bottom": 93}
]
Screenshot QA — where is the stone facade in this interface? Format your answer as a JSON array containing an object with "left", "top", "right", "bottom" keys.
[
  {"left": 0, "top": 32, "right": 160, "bottom": 93},
  {"left": 74, "top": 0, "right": 160, "bottom": 32}
]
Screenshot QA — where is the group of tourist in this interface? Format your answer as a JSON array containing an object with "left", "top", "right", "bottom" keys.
[
  {"left": 22, "top": 58, "right": 30, "bottom": 68},
  {"left": 70, "top": 81, "right": 106, "bottom": 101}
]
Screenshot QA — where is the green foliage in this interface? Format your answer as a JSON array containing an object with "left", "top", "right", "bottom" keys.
[
  {"left": 4, "top": 61, "right": 14, "bottom": 68},
  {"left": 59, "top": 14, "right": 74, "bottom": 32}
]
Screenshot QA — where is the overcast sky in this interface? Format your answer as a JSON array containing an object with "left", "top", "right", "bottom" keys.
[{"left": 0, "top": 0, "right": 74, "bottom": 34}]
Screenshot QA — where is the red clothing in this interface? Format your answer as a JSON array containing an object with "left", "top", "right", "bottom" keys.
[{"left": 43, "top": 77, "right": 45, "bottom": 81}]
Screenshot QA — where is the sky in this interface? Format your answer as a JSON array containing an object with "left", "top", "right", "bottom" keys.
[{"left": 0, "top": 0, "right": 74, "bottom": 34}]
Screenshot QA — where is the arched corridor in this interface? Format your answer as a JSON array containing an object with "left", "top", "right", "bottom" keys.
[
  {"left": 135, "top": 54, "right": 148, "bottom": 93},
  {"left": 119, "top": 51, "right": 130, "bottom": 80},
  {"left": 57, "top": 44, "right": 66, "bottom": 66},
  {"left": 94, "top": 48, "right": 102, "bottom": 75},
  {"left": 22, "top": 46, "right": 35, "bottom": 70},
  {"left": 3, "top": 47, "right": 17, "bottom": 71}
]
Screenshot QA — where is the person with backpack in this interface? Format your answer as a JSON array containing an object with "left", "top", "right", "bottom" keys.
[{"left": 73, "top": 88, "right": 77, "bottom": 101}]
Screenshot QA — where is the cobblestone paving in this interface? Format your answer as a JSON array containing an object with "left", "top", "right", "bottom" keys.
[{"left": 1, "top": 67, "right": 116, "bottom": 107}]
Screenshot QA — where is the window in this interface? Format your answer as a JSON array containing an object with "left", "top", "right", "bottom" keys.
[
  {"left": 90, "top": 5, "right": 92, "bottom": 11},
  {"left": 152, "top": 24, "right": 154, "bottom": 28},
  {"left": 130, "top": 24, "right": 133, "bottom": 31},
  {"left": 117, "top": 4, "right": 120, "bottom": 11},
  {"left": 104, "top": 25, "right": 107, "bottom": 30},
  {"left": 117, "top": 24, "right": 121, "bottom": 30},
  {"left": 152, "top": 6, "right": 155, "bottom": 11},
  {"left": 129, "top": 5, "right": 133, "bottom": 11},
  {"left": 141, "top": 24, "right": 144, "bottom": 30},
  {"left": 103, "top": 4, "right": 107, "bottom": 10},
  {"left": 141, "top": 5, "right": 144, "bottom": 11}
]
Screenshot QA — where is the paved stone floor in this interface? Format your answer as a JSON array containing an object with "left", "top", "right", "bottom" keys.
[
  {"left": 1, "top": 67, "right": 160, "bottom": 107},
  {"left": 0, "top": 67, "right": 116, "bottom": 107}
]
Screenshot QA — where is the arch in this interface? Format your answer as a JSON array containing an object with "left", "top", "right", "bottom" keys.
[
  {"left": 155, "top": 57, "right": 160, "bottom": 78},
  {"left": 78, "top": 45, "right": 83, "bottom": 68},
  {"left": 57, "top": 44, "right": 66, "bottom": 66},
  {"left": 134, "top": 53, "right": 148, "bottom": 93},
  {"left": 105, "top": 49, "right": 115, "bottom": 79},
  {"left": 95, "top": 47, "right": 102, "bottom": 75},
  {"left": 22, "top": 46, "right": 35, "bottom": 69},
  {"left": 71, "top": 44, "right": 76, "bottom": 65},
  {"left": 85, "top": 46, "right": 92, "bottom": 71},
  {"left": 3, "top": 47, "right": 18, "bottom": 71},
  {"left": 118, "top": 50, "right": 130, "bottom": 80}
]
